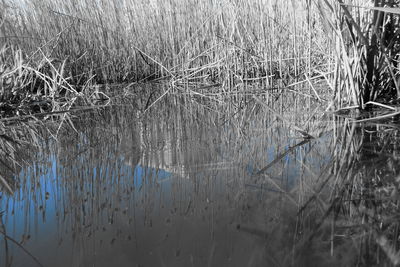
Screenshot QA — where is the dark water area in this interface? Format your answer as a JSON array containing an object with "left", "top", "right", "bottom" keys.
[{"left": 1, "top": 90, "right": 400, "bottom": 267}]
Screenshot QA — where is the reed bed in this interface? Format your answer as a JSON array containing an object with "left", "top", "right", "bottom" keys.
[
  {"left": 324, "top": 1, "right": 400, "bottom": 108},
  {"left": 3, "top": 0, "right": 327, "bottom": 79},
  {"left": 1, "top": 0, "right": 335, "bottom": 115},
  {"left": 1, "top": 0, "right": 400, "bottom": 116},
  {"left": 2, "top": 1, "right": 400, "bottom": 264}
]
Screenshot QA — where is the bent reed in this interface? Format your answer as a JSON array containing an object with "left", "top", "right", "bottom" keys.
[{"left": 0, "top": 0, "right": 399, "bottom": 116}]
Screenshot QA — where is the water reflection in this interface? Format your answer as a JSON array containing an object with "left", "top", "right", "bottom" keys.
[
  {"left": 322, "top": 119, "right": 400, "bottom": 266},
  {"left": 1, "top": 93, "right": 400, "bottom": 266}
]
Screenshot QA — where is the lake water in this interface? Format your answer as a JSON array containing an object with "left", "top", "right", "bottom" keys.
[{"left": 1, "top": 88, "right": 399, "bottom": 266}]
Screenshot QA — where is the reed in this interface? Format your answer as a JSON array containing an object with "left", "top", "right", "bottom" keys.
[
  {"left": 1, "top": 0, "right": 399, "bottom": 115},
  {"left": 319, "top": 0, "right": 400, "bottom": 109},
  {"left": 0, "top": 0, "right": 331, "bottom": 112}
]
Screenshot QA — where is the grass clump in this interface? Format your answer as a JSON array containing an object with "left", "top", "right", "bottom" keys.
[{"left": 0, "top": 43, "right": 89, "bottom": 117}]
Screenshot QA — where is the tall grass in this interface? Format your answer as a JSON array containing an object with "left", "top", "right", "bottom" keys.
[
  {"left": 0, "top": 0, "right": 329, "bottom": 98},
  {"left": 321, "top": 0, "right": 400, "bottom": 108},
  {"left": 0, "top": 0, "right": 399, "bottom": 114}
]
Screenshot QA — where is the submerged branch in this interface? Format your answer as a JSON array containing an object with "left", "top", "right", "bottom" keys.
[
  {"left": 0, "top": 229, "right": 44, "bottom": 267},
  {"left": 255, "top": 139, "right": 312, "bottom": 175}
]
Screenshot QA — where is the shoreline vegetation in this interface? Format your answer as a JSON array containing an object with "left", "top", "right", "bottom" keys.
[
  {"left": 0, "top": 0, "right": 399, "bottom": 117},
  {"left": 1, "top": 1, "right": 400, "bottom": 266}
]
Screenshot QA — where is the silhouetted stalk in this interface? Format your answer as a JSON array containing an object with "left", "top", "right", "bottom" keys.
[{"left": 327, "top": 0, "right": 400, "bottom": 108}]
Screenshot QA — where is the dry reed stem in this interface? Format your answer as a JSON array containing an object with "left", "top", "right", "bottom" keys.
[{"left": 0, "top": 174, "right": 13, "bottom": 195}]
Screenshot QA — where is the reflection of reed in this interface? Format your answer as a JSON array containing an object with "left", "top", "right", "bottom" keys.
[
  {"left": 1, "top": 190, "right": 44, "bottom": 266},
  {"left": 1, "top": 92, "right": 342, "bottom": 266},
  {"left": 2, "top": 87, "right": 399, "bottom": 266},
  {"left": 298, "top": 116, "right": 400, "bottom": 266},
  {"left": 0, "top": 121, "right": 67, "bottom": 267},
  {"left": 0, "top": 122, "right": 51, "bottom": 194}
]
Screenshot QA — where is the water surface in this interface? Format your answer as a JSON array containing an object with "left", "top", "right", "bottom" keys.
[{"left": 1, "top": 91, "right": 399, "bottom": 266}]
